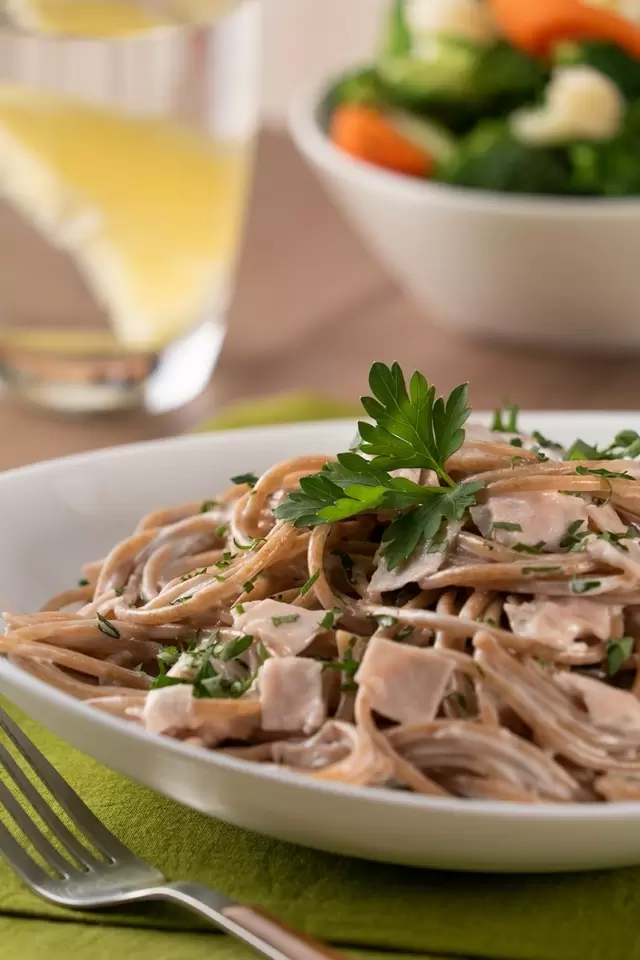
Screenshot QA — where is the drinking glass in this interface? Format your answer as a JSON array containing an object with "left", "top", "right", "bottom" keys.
[{"left": 0, "top": 0, "right": 260, "bottom": 413}]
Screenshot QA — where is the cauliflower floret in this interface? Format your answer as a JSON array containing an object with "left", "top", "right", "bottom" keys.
[
  {"left": 511, "top": 66, "right": 624, "bottom": 146},
  {"left": 405, "top": 0, "right": 498, "bottom": 48}
]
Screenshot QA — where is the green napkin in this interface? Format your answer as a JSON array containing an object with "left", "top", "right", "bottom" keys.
[{"left": 3, "top": 392, "right": 640, "bottom": 960}]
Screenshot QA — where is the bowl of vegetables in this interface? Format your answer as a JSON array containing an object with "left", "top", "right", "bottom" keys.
[{"left": 290, "top": 0, "right": 640, "bottom": 350}]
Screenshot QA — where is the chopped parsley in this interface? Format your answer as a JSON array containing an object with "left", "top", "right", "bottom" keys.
[
  {"left": 522, "top": 566, "right": 562, "bottom": 575},
  {"left": 234, "top": 537, "right": 266, "bottom": 551},
  {"left": 200, "top": 500, "right": 218, "bottom": 513},
  {"left": 490, "top": 521, "right": 522, "bottom": 533},
  {"left": 512, "top": 541, "right": 545, "bottom": 554},
  {"left": 571, "top": 579, "right": 601, "bottom": 595},
  {"left": 180, "top": 567, "right": 208, "bottom": 582},
  {"left": 509, "top": 437, "right": 523, "bottom": 448},
  {"left": 375, "top": 614, "right": 398, "bottom": 628},
  {"left": 299, "top": 570, "right": 321, "bottom": 597},
  {"left": 234, "top": 603, "right": 245, "bottom": 615},
  {"left": 531, "top": 430, "right": 561, "bottom": 450},
  {"left": 491, "top": 402, "right": 519, "bottom": 433},
  {"left": 395, "top": 625, "right": 414, "bottom": 641},
  {"left": 157, "top": 645, "right": 181, "bottom": 666},
  {"left": 231, "top": 472, "right": 259, "bottom": 488},
  {"left": 607, "top": 636, "right": 635, "bottom": 677},
  {"left": 242, "top": 580, "right": 255, "bottom": 594},
  {"left": 320, "top": 608, "right": 341, "bottom": 630},
  {"left": 96, "top": 612, "right": 120, "bottom": 639},
  {"left": 271, "top": 614, "right": 300, "bottom": 626},
  {"left": 575, "top": 465, "right": 632, "bottom": 480},
  {"left": 114, "top": 586, "right": 124, "bottom": 597},
  {"left": 214, "top": 524, "right": 228, "bottom": 538},
  {"left": 77, "top": 577, "right": 90, "bottom": 587},
  {"left": 560, "top": 520, "right": 588, "bottom": 551},
  {"left": 169, "top": 594, "right": 193, "bottom": 606},
  {"left": 214, "top": 634, "right": 254, "bottom": 661},
  {"left": 322, "top": 639, "right": 358, "bottom": 681}
]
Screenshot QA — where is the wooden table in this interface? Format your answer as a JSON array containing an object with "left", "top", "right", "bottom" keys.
[{"left": 0, "top": 130, "right": 637, "bottom": 472}]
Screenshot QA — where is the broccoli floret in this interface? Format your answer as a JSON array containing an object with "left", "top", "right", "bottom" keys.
[
  {"left": 439, "top": 121, "right": 573, "bottom": 195},
  {"left": 568, "top": 100, "right": 640, "bottom": 195},
  {"left": 378, "top": 31, "right": 547, "bottom": 112},
  {"left": 328, "top": 68, "right": 389, "bottom": 109}
]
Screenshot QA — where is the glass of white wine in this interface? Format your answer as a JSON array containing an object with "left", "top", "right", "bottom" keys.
[{"left": 0, "top": 0, "right": 259, "bottom": 413}]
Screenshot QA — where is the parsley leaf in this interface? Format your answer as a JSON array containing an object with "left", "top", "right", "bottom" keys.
[
  {"left": 381, "top": 481, "right": 483, "bottom": 569},
  {"left": 607, "top": 636, "right": 635, "bottom": 676},
  {"left": 357, "top": 363, "right": 471, "bottom": 482},
  {"left": 77, "top": 577, "right": 90, "bottom": 587},
  {"left": 490, "top": 521, "right": 522, "bottom": 533},
  {"left": 271, "top": 614, "right": 300, "bottom": 626},
  {"left": 274, "top": 363, "right": 483, "bottom": 569},
  {"left": 200, "top": 499, "right": 218, "bottom": 513}
]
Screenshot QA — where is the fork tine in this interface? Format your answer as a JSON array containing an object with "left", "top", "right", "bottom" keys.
[
  {"left": 0, "top": 706, "right": 134, "bottom": 862},
  {"left": 0, "top": 741, "right": 100, "bottom": 869},
  {"left": 0, "top": 777, "right": 75, "bottom": 877},
  {"left": 0, "top": 819, "right": 50, "bottom": 889}
]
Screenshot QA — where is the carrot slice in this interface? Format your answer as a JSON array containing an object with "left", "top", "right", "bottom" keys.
[
  {"left": 330, "top": 104, "right": 434, "bottom": 178},
  {"left": 488, "top": 0, "right": 640, "bottom": 60}
]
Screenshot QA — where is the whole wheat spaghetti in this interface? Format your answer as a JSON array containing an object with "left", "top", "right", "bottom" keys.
[{"left": 6, "top": 364, "right": 640, "bottom": 804}]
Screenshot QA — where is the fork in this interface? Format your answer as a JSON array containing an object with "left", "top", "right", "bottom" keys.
[{"left": 0, "top": 706, "right": 344, "bottom": 960}]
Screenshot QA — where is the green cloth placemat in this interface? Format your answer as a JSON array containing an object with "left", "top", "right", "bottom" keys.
[
  {"left": 2, "top": 701, "right": 640, "bottom": 960},
  {"left": 2, "top": 392, "right": 640, "bottom": 960},
  {"left": 0, "top": 918, "right": 453, "bottom": 960}
]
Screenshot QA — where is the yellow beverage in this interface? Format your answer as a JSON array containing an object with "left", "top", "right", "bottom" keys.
[
  {"left": 0, "top": 0, "right": 259, "bottom": 413},
  {"left": 1, "top": 0, "right": 238, "bottom": 36}
]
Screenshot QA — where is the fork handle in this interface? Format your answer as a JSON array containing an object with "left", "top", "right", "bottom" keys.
[{"left": 156, "top": 883, "right": 346, "bottom": 960}]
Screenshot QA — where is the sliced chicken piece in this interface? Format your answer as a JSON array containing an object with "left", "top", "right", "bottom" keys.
[
  {"left": 556, "top": 672, "right": 640, "bottom": 733},
  {"left": 471, "top": 492, "right": 589, "bottom": 551},
  {"left": 369, "top": 523, "right": 461, "bottom": 594},
  {"left": 142, "top": 684, "right": 195, "bottom": 735},
  {"left": 234, "top": 600, "right": 328, "bottom": 657},
  {"left": 142, "top": 684, "right": 260, "bottom": 743},
  {"left": 355, "top": 636, "right": 454, "bottom": 725},
  {"left": 260, "top": 656, "right": 325, "bottom": 734},
  {"left": 504, "top": 597, "right": 623, "bottom": 647}
]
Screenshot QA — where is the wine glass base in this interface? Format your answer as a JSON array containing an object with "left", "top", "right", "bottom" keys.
[{"left": 0, "top": 319, "right": 225, "bottom": 416}]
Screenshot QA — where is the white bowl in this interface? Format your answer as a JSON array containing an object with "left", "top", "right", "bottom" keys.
[
  {"left": 5, "top": 415, "right": 640, "bottom": 873},
  {"left": 290, "top": 84, "right": 640, "bottom": 351}
]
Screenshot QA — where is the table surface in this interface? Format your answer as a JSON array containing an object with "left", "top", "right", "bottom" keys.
[{"left": 0, "top": 130, "right": 638, "bottom": 472}]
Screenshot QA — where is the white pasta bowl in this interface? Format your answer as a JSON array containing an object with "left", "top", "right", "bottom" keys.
[
  {"left": 290, "top": 84, "right": 640, "bottom": 351},
  {"left": 3, "top": 415, "right": 640, "bottom": 874}
]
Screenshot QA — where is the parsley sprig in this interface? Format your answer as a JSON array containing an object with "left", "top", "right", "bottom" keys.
[{"left": 274, "top": 363, "right": 483, "bottom": 569}]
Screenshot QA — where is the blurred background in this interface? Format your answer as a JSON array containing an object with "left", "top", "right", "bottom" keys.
[{"left": 0, "top": 0, "right": 636, "bottom": 470}]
